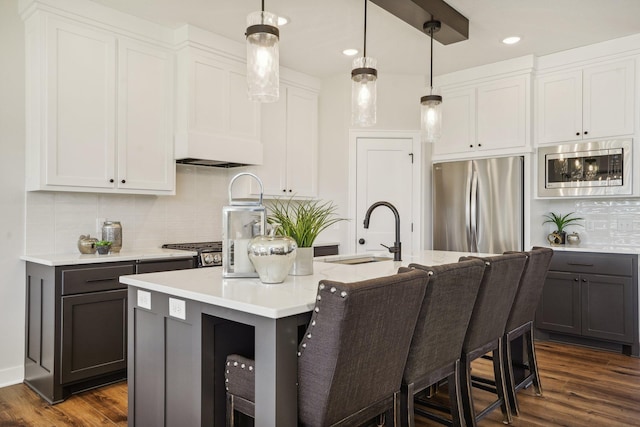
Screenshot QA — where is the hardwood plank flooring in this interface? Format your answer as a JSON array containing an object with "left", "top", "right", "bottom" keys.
[{"left": 0, "top": 341, "right": 638, "bottom": 426}]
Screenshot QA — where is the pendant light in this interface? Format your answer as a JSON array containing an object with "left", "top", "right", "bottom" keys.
[
  {"left": 246, "top": 0, "right": 279, "bottom": 102},
  {"left": 421, "top": 20, "right": 442, "bottom": 143},
  {"left": 351, "top": 0, "right": 377, "bottom": 127}
]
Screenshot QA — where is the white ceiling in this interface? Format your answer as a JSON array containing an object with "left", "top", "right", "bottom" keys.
[{"left": 90, "top": 0, "right": 640, "bottom": 78}]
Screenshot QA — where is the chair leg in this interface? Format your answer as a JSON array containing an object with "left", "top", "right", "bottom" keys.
[
  {"left": 400, "top": 382, "right": 415, "bottom": 427},
  {"left": 459, "top": 356, "right": 477, "bottom": 427},
  {"left": 527, "top": 326, "right": 543, "bottom": 397},
  {"left": 503, "top": 333, "right": 520, "bottom": 416},
  {"left": 447, "top": 360, "right": 466, "bottom": 427},
  {"left": 393, "top": 391, "right": 402, "bottom": 427},
  {"left": 494, "top": 338, "right": 513, "bottom": 424},
  {"left": 226, "top": 393, "right": 234, "bottom": 427}
]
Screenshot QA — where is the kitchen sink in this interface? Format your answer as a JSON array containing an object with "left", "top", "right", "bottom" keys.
[{"left": 324, "top": 256, "right": 394, "bottom": 265}]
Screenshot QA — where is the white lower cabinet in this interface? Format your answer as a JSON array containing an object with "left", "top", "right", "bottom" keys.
[
  {"left": 434, "top": 75, "right": 530, "bottom": 159},
  {"left": 247, "top": 85, "right": 319, "bottom": 198},
  {"left": 24, "top": 12, "right": 175, "bottom": 194}
]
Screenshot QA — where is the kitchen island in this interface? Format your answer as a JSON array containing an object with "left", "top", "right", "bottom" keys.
[{"left": 120, "top": 250, "right": 490, "bottom": 427}]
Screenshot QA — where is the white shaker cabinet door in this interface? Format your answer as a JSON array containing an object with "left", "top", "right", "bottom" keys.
[
  {"left": 285, "top": 87, "right": 318, "bottom": 198},
  {"left": 476, "top": 76, "right": 528, "bottom": 151},
  {"left": 117, "top": 39, "right": 175, "bottom": 192},
  {"left": 45, "top": 18, "right": 117, "bottom": 188},
  {"left": 582, "top": 59, "right": 635, "bottom": 140},
  {"left": 433, "top": 87, "right": 476, "bottom": 156},
  {"left": 536, "top": 70, "right": 582, "bottom": 144}
]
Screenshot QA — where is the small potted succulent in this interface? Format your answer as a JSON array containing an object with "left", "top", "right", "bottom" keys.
[
  {"left": 95, "top": 240, "right": 112, "bottom": 255},
  {"left": 543, "top": 212, "right": 583, "bottom": 245}
]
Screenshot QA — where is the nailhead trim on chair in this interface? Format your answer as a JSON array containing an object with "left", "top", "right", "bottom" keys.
[{"left": 225, "top": 358, "right": 255, "bottom": 392}]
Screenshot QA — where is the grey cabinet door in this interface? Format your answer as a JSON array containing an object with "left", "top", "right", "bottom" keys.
[
  {"left": 581, "top": 273, "right": 634, "bottom": 343},
  {"left": 61, "top": 289, "right": 127, "bottom": 384},
  {"left": 536, "top": 271, "right": 581, "bottom": 335}
]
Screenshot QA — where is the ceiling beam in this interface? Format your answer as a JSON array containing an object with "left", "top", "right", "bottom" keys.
[{"left": 371, "top": 0, "right": 469, "bottom": 45}]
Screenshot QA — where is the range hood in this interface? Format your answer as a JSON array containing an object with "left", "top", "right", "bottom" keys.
[{"left": 174, "top": 133, "right": 263, "bottom": 168}]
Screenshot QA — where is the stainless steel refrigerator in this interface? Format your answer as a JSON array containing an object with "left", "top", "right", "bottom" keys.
[{"left": 433, "top": 156, "right": 524, "bottom": 253}]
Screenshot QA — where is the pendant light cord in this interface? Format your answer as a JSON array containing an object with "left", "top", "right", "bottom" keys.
[
  {"left": 429, "top": 26, "right": 434, "bottom": 91},
  {"left": 363, "top": 0, "right": 368, "bottom": 57}
]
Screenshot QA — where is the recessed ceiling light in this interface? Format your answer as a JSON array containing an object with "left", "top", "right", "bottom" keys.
[
  {"left": 343, "top": 48, "right": 359, "bottom": 56},
  {"left": 502, "top": 36, "right": 521, "bottom": 45},
  {"left": 278, "top": 16, "right": 289, "bottom": 26}
]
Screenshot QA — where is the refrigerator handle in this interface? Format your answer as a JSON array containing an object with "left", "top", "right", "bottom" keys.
[
  {"left": 470, "top": 170, "right": 479, "bottom": 252},
  {"left": 464, "top": 164, "right": 473, "bottom": 251}
]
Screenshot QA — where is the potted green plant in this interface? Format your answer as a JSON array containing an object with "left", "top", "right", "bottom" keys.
[
  {"left": 267, "top": 198, "right": 347, "bottom": 275},
  {"left": 543, "top": 212, "right": 583, "bottom": 245},
  {"left": 95, "top": 240, "right": 112, "bottom": 255}
]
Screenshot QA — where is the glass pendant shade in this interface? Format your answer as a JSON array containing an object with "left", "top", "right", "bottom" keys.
[
  {"left": 246, "top": 11, "right": 279, "bottom": 102},
  {"left": 351, "top": 57, "right": 377, "bottom": 127},
  {"left": 421, "top": 91, "right": 442, "bottom": 143}
]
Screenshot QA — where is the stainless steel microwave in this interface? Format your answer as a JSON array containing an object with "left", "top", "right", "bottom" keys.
[{"left": 538, "top": 139, "right": 632, "bottom": 197}]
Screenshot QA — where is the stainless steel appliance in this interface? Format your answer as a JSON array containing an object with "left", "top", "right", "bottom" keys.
[
  {"left": 161, "top": 242, "right": 222, "bottom": 267},
  {"left": 538, "top": 138, "right": 632, "bottom": 197},
  {"left": 433, "top": 156, "right": 524, "bottom": 253}
]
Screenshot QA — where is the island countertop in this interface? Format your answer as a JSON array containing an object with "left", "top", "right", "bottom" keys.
[{"left": 120, "top": 250, "right": 491, "bottom": 319}]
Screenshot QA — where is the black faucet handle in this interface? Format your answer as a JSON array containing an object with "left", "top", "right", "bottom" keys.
[{"left": 380, "top": 243, "right": 399, "bottom": 253}]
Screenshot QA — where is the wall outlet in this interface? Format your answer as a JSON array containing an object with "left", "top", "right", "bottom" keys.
[
  {"left": 137, "top": 290, "right": 151, "bottom": 310},
  {"left": 617, "top": 217, "right": 634, "bottom": 232},
  {"left": 169, "top": 298, "right": 186, "bottom": 320}
]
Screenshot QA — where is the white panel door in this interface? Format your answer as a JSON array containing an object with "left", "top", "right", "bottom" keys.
[
  {"left": 355, "top": 137, "right": 413, "bottom": 257},
  {"left": 285, "top": 87, "right": 318, "bottom": 197},
  {"left": 434, "top": 87, "right": 476, "bottom": 156},
  {"left": 583, "top": 59, "right": 635, "bottom": 139},
  {"left": 117, "top": 39, "right": 174, "bottom": 191},
  {"left": 536, "top": 70, "right": 582, "bottom": 144},
  {"left": 477, "top": 76, "right": 527, "bottom": 151},
  {"left": 46, "top": 17, "right": 116, "bottom": 188}
]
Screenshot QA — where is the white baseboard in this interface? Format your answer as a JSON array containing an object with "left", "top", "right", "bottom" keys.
[{"left": 0, "top": 365, "right": 24, "bottom": 388}]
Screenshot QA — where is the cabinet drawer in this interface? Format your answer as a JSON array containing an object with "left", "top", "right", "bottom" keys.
[
  {"left": 61, "top": 264, "right": 135, "bottom": 295},
  {"left": 550, "top": 252, "right": 634, "bottom": 277},
  {"left": 135, "top": 257, "right": 195, "bottom": 274}
]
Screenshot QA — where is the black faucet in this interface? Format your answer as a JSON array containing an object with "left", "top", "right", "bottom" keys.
[{"left": 363, "top": 201, "right": 401, "bottom": 261}]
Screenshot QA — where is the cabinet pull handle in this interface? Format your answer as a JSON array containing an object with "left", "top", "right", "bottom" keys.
[
  {"left": 567, "top": 262, "right": 594, "bottom": 267},
  {"left": 85, "top": 277, "right": 117, "bottom": 283}
]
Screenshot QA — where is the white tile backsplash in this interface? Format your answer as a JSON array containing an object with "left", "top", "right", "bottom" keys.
[{"left": 25, "top": 165, "right": 230, "bottom": 254}]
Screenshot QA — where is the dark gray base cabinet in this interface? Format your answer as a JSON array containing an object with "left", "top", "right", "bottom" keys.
[
  {"left": 535, "top": 251, "right": 639, "bottom": 356},
  {"left": 25, "top": 257, "right": 195, "bottom": 404}
]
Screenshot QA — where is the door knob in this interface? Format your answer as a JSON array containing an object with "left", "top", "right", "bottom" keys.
[{"left": 358, "top": 238, "right": 365, "bottom": 245}]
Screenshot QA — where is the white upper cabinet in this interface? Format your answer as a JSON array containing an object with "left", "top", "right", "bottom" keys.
[
  {"left": 24, "top": 9, "right": 175, "bottom": 194},
  {"left": 174, "top": 44, "right": 262, "bottom": 165},
  {"left": 434, "top": 75, "right": 530, "bottom": 159},
  {"left": 246, "top": 84, "right": 319, "bottom": 198},
  {"left": 536, "top": 59, "right": 635, "bottom": 144}
]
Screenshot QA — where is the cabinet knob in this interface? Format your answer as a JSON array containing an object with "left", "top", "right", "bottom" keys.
[
  {"left": 574, "top": 278, "right": 579, "bottom": 281},
  {"left": 109, "top": 179, "right": 114, "bottom": 183},
  {"left": 358, "top": 238, "right": 365, "bottom": 245},
  {"left": 584, "top": 131, "right": 588, "bottom": 135},
  {"left": 478, "top": 143, "right": 482, "bottom": 147},
  {"left": 288, "top": 189, "right": 292, "bottom": 192},
  {"left": 469, "top": 144, "right": 473, "bottom": 148},
  {"left": 576, "top": 132, "right": 580, "bottom": 136},
  {"left": 121, "top": 179, "right": 126, "bottom": 184},
  {"left": 282, "top": 189, "right": 286, "bottom": 192},
  {"left": 582, "top": 278, "right": 587, "bottom": 282}
]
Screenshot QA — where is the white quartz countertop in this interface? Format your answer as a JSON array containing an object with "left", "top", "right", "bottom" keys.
[
  {"left": 120, "top": 250, "right": 492, "bottom": 319},
  {"left": 20, "top": 248, "right": 197, "bottom": 266}
]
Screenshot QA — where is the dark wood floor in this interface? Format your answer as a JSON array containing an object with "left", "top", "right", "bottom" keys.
[{"left": 0, "top": 341, "right": 639, "bottom": 426}]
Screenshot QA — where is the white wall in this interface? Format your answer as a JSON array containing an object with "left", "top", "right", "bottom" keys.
[
  {"left": 0, "top": 0, "right": 26, "bottom": 387},
  {"left": 317, "top": 72, "right": 427, "bottom": 251}
]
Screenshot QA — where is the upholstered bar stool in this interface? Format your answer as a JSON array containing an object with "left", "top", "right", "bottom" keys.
[
  {"left": 225, "top": 268, "right": 430, "bottom": 427},
  {"left": 502, "top": 246, "right": 553, "bottom": 415},
  {"left": 400, "top": 259, "right": 486, "bottom": 427},
  {"left": 457, "top": 253, "right": 527, "bottom": 427}
]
